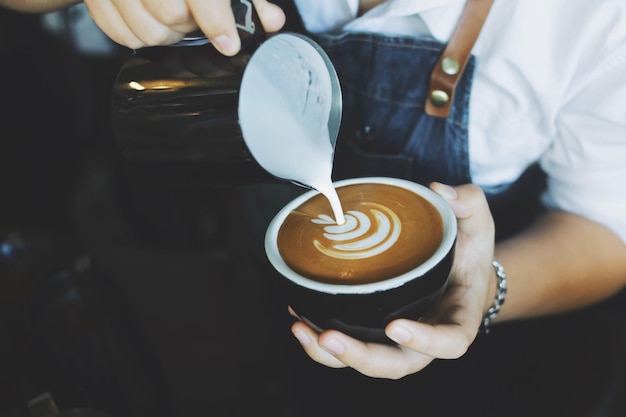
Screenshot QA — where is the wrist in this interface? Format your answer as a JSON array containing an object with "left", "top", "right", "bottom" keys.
[
  {"left": 483, "top": 261, "right": 498, "bottom": 314},
  {"left": 480, "top": 259, "right": 507, "bottom": 334}
]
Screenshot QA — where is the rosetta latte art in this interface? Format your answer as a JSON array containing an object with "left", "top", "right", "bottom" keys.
[
  {"left": 275, "top": 182, "right": 443, "bottom": 284},
  {"left": 311, "top": 203, "right": 401, "bottom": 260}
]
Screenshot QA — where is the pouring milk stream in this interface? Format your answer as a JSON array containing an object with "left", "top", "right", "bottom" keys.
[{"left": 238, "top": 33, "right": 346, "bottom": 225}]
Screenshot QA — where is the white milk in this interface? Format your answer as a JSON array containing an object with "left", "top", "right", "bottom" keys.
[
  {"left": 311, "top": 203, "right": 402, "bottom": 260},
  {"left": 239, "top": 34, "right": 345, "bottom": 224}
]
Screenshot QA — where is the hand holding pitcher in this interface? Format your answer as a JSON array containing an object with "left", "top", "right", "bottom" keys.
[{"left": 82, "top": 0, "right": 286, "bottom": 55}]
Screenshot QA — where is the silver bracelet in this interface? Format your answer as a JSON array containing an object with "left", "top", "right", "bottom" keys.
[{"left": 481, "top": 259, "right": 507, "bottom": 334}]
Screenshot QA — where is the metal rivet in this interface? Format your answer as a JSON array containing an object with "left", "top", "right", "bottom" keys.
[
  {"left": 441, "top": 57, "right": 460, "bottom": 75},
  {"left": 430, "top": 90, "right": 449, "bottom": 107}
]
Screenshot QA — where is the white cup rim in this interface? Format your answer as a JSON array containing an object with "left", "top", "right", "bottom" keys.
[{"left": 265, "top": 177, "right": 457, "bottom": 295}]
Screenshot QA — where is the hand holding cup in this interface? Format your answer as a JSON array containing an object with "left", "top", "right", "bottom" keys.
[{"left": 283, "top": 182, "right": 496, "bottom": 379}]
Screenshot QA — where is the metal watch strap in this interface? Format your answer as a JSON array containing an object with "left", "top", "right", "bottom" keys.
[{"left": 481, "top": 259, "right": 507, "bottom": 334}]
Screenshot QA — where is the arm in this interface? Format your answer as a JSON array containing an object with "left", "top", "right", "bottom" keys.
[
  {"left": 1, "top": 0, "right": 286, "bottom": 55},
  {"left": 0, "top": 0, "right": 80, "bottom": 13},
  {"left": 495, "top": 210, "right": 626, "bottom": 322},
  {"left": 81, "top": 0, "right": 286, "bottom": 55},
  {"left": 290, "top": 184, "right": 626, "bottom": 379}
]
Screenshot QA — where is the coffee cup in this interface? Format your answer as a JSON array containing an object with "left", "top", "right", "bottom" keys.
[{"left": 265, "top": 177, "right": 457, "bottom": 343}]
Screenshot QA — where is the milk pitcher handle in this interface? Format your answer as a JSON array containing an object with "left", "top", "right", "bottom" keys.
[{"left": 171, "top": 0, "right": 265, "bottom": 51}]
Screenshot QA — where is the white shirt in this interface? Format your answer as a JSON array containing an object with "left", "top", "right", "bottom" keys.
[{"left": 293, "top": 0, "right": 626, "bottom": 243}]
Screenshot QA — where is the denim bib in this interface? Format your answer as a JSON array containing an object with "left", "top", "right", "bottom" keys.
[{"left": 315, "top": 32, "right": 473, "bottom": 187}]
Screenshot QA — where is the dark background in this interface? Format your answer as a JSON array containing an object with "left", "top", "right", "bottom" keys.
[{"left": 1, "top": 4, "right": 626, "bottom": 417}]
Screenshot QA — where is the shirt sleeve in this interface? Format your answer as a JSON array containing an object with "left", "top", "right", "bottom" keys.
[
  {"left": 292, "top": 0, "right": 358, "bottom": 33},
  {"left": 540, "top": 49, "right": 626, "bottom": 243}
]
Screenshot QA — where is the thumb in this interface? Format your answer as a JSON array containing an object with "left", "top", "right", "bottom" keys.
[{"left": 430, "top": 182, "right": 494, "bottom": 239}]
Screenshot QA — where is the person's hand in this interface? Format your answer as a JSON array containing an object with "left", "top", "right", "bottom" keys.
[
  {"left": 83, "top": 0, "right": 286, "bottom": 55},
  {"left": 290, "top": 183, "right": 497, "bottom": 379}
]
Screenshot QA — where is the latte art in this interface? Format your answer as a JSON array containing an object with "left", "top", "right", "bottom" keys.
[
  {"left": 277, "top": 183, "right": 443, "bottom": 285},
  {"left": 311, "top": 203, "right": 401, "bottom": 260}
]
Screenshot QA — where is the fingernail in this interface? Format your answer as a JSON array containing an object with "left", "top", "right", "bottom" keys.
[
  {"left": 293, "top": 330, "right": 310, "bottom": 347},
  {"left": 321, "top": 338, "right": 345, "bottom": 355},
  {"left": 435, "top": 183, "right": 457, "bottom": 200},
  {"left": 388, "top": 325, "right": 412, "bottom": 343},
  {"left": 213, "top": 34, "right": 239, "bottom": 56}
]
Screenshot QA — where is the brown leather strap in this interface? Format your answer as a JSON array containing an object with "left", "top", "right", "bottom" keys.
[{"left": 425, "top": 0, "right": 494, "bottom": 118}]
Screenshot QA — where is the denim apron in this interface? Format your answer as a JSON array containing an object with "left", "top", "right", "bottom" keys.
[{"left": 318, "top": 32, "right": 473, "bottom": 187}]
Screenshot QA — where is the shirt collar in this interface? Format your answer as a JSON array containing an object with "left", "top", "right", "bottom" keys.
[
  {"left": 294, "top": 0, "right": 466, "bottom": 40},
  {"left": 362, "top": 0, "right": 464, "bottom": 17}
]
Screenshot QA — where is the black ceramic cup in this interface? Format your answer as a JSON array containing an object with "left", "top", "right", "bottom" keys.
[{"left": 265, "top": 177, "right": 457, "bottom": 344}]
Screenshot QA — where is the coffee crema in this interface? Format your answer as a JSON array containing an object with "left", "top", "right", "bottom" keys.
[{"left": 277, "top": 183, "right": 443, "bottom": 285}]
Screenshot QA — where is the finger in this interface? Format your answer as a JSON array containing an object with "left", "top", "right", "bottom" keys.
[
  {"left": 251, "top": 0, "right": 286, "bottom": 32},
  {"left": 85, "top": 0, "right": 187, "bottom": 48},
  {"left": 430, "top": 182, "right": 494, "bottom": 239},
  {"left": 287, "top": 305, "right": 299, "bottom": 319},
  {"left": 291, "top": 321, "right": 347, "bottom": 369},
  {"left": 188, "top": 0, "right": 240, "bottom": 55},
  {"left": 140, "top": 0, "right": 198, "bottom": 34},
  {"left": 316, "top": 330, "right": 435, "bottom": 379},
  {"left": 110, "top": 0, "right": 187, "bottom": 45},
  {"left": 385, "top": 318, "right": 475, "bottom": 360},
  {"left": 431, "top": 182, "right": 495, "bottom": 290},
  {"left": 420, "top": 282, "right": 484, "bottom": 332},
  {"left": 84, "top": 0, "right": 145, "bottom": 49}
]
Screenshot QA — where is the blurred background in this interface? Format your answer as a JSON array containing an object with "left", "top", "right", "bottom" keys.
[
  {"left": 1, "top": 3, "right": 626, "bottom": 417},
  {"left": 0, "top": 4, "right": 295, "bottom": 416}
]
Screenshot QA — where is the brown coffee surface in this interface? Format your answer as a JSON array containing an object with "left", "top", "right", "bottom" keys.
[{"left": 277, "top": 183, "right": 443, "bottom": 285}]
